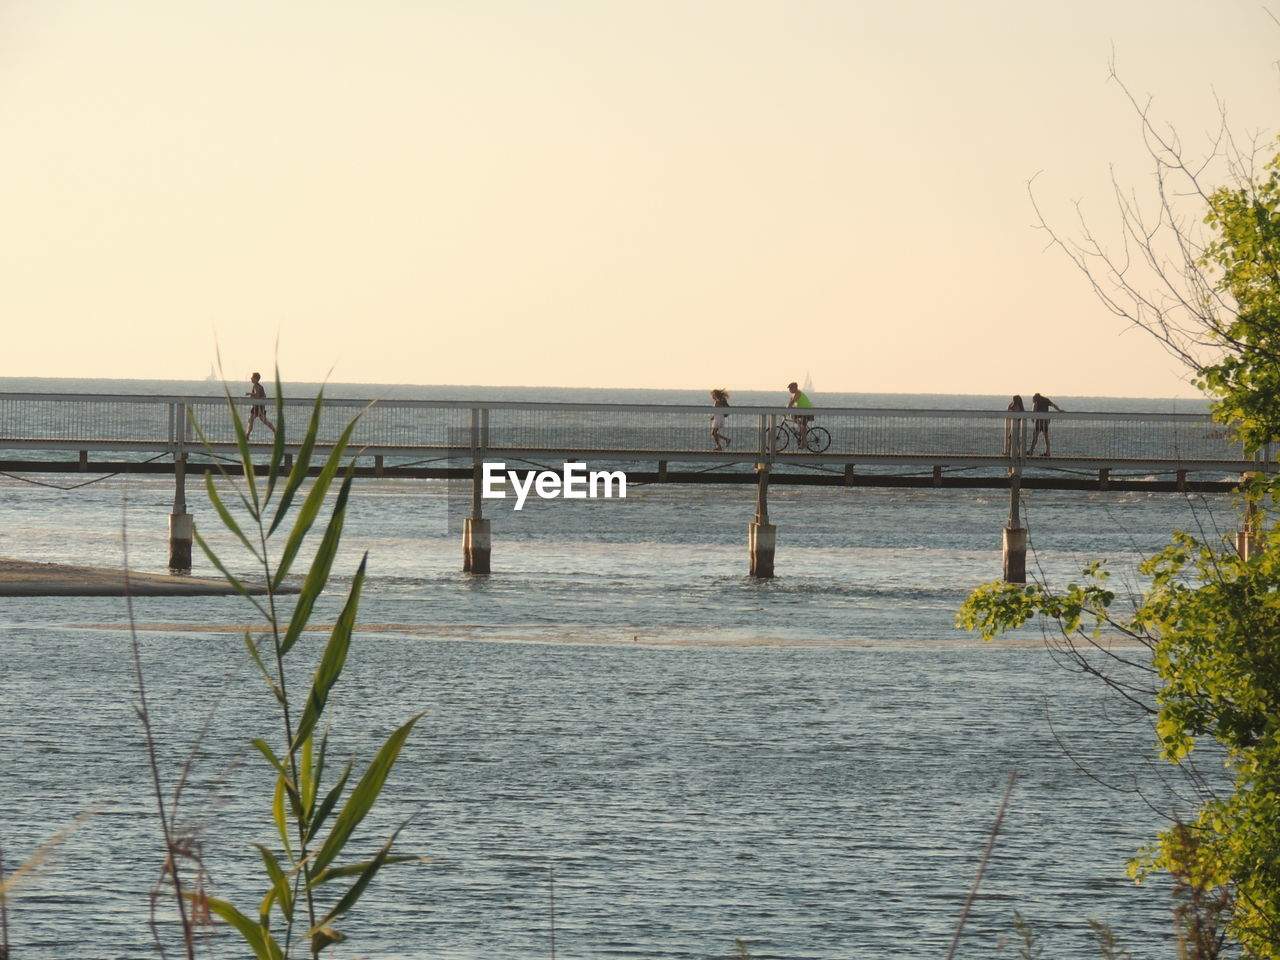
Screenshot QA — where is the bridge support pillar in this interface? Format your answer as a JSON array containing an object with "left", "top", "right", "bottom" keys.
[
  {"left": 463, "top": 463, "right": 491, "bottom": 574},
  {"left": 750, "top": 464, "right": 775, "bottom": 578},
  {"left": 1002, "top": 526, "right": 1027, "bottom": 584},
  {"left": 463, "top": 518, "right": 491, "bottom": 574},
  {"left": 169, "top": 513, "right": 193, "bottom": 574},
  {"left": 749, "top": 522, "right": 776, "bottom": 579},
  {"left": 1237, "top": 473, "right": 1262, "bottom": 561},
  {"left": 1003, "top": 467, "right": 1026, "bottom": 583},
  {"left": 169, "top": 455, "right": 192, "bottom": 574}
]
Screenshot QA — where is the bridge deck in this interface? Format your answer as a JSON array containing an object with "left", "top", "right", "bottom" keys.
[{"left": 0, "top": 393, "right": 1267, "bottom": 486}]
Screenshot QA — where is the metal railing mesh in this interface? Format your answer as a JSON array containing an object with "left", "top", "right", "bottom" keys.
[{"left": 0, "top": 394, "right": 1254, "bottom": 467}]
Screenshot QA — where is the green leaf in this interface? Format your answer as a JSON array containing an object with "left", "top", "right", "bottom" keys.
[
  {"left": 292, "top": 555, "right": 367, "bottom": 749},
  {"left": 310, "top": 713, "right": 424, "bottom": 878},
  {"left": 311, "top": 925, "right": 346, "bottom": 956},
  {"left": 313, "top": 825, "right": 414, "bottom": 929},
  {"left": 253, "top": 740, "right": 303, "bottom": 827},
  {"left": 202, "top": 472, "right": 260, "bottom": 561},
  {"left": 299, "top": 736, "right": 315, "bottom": 820},
  {"left": 200, "top": 896, "right": 285, "bottom": 960},
  {"left": 254, "top": 843, "right": 295, "bottom": 924},
  {"left": 279, "top": 467, "right": 358, "bottom": 656},
  {"left": 313, "top": 852, "right": 419, "bottom": 886},
  {"left": 271, "top": 414, "right": 362, "bottom": 589},
  {"left": 305, "top": 759, "right": 353, "bottom": 847},
  {"left": 267, "top": 392, "right": 327, "bottom": 538},
  {"left": 312, "top": 731, "right": 330, "bottom": 817},
  {"left": 193, "top": 529, "right": 264, "bottom": 619},
  {"left": 252, "top": 739, "right": 289, "bottom": 780},
  {"left": 243, "top": 631, "right": 284, "bottom": 705},
  {"left": 230, "top": 382, "right": 263, "bottom": 516},
  {"left": 264, "top": 366, "right": 288, "bottom": 505},
  {"left": 273, "top": 775, "right": 293, "bottom": 861}
]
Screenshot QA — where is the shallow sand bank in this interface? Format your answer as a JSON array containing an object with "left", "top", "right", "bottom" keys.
[
  {"left": 69, "top": 619, "right": 1144, "bottom": 649},
  {"left": 0, "top": 557, "right": 285, "bottom": 596}
]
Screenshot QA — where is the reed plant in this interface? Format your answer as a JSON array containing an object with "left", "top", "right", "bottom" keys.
[{"left": 172, "top": 372, "right": 422, "bottom": 958}]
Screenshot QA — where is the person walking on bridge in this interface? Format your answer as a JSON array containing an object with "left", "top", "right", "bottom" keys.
[
  {"left": 1026, "top": 392, "right": 1062, "bottom": 456},
  {"left": 245, "top": 372, "right": 276, "bottom": 438},
  {"left": 710, "top": 388, "right": 732, "bottom": 450}
]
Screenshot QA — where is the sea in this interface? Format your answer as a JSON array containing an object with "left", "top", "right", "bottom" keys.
[{"left": 0, "top": 379, "right": 1234, "bottom": 959}]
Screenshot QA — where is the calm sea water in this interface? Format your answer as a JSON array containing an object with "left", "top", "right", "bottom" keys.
[{"left": 0, "top": 379, "right": 1232, "bottom": 959}]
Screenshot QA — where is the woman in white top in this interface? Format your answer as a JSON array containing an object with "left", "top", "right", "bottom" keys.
[{"left": 710, "top": 388, "right": 731, "bottom": 450}]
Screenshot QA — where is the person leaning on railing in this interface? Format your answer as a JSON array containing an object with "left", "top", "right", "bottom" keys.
[{"left": 1026, "top": 392, "right": 1063, "bottom": 456}]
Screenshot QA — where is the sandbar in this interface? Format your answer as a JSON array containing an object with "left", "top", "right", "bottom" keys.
[{"left": 0, "top": 557, "right": 285, "bottom": 597}]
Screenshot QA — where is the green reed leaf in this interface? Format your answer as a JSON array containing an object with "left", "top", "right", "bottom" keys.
[
  {"left": 273, "top": 776, "right": 293, "bottom": 862},
  {"left": 252, "top": 739, "right": 288, "bottom": 779},
  {"left": 194, "top": 537, "right": 269, "bottom": 624},
  {"left": 299, "top": 736, "right": 315, "bottom": 819},
  {"left": 254, "top": 843, "right": 294, "bottom": 924},
  {"left": 267, "top": 392, "right": 326, "bottom": 538},
  {"left": 243, "top": 632, "right": 284, "bottom": 705},
  {"left": 193, "top": 530, "right": 264, "bottom": 619},
  {"left": 203, "top": 472, "right": 258, "bottom": 560},
  {"left": 230, "top": 383, "right": 263, "bottom": 517},
  {"left": 313, "top": 825, "right": 412, "bottom": 930},
  {"left": 200, "top": 896, "right": 285, "bottom": 960},
  {"left": 254, "top": 741, "right": 305, "bottom": 824},
  {"left": 310, "top": 713, "right": 423, "bottom": 878},
  {"left": 293, "top": 555, "right": 366, "bottom": 749},
  {"left": 305, "top": 760, "right": 353, "bottom": 847},
  {"left": 311, "top": 925, "right": 346, "bottom": 956},
  {"left": 311, "top": 732, "right": 329, "bottom": 818},
  {"left": 265, "top": 367, "right": 287, "bottom": 505},
  {"left": 278, "top": 467, "right": 357, "bottom": 656},
  {"left": 188, "top": 402, "right": 261, "bottom": 520},
  {"left": 313, "top": 853, "right": 418, "bottom": 886},
  {"left": 258, "top": 887, "right": 274, "bottom": 930},
  {"left": 271, "top": 413, "right": 360, "bottom": 589}
]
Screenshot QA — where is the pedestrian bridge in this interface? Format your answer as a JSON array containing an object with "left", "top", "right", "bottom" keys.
[
  {"left": 0, "top": 392, "right": 1263, "bottom": 476},
  {"left": 0, "top": 393, "right": 1268, "bottom": 582}
]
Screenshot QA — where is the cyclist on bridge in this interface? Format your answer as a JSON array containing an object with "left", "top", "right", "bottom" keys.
[{"left": 786, "top": 381, "right": 813, "bottom": 448}]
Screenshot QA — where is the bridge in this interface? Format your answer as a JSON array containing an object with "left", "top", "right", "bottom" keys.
[{"left": 0, "top": 392, "right": 1269, "bottom": 581}]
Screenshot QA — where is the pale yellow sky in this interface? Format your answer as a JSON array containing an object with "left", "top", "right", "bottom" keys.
[{"left": 0, "top": 0, "right": 1275, "bottom": 395}]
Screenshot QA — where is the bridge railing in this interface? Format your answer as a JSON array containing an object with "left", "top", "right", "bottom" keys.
[{"left": 0, "top": 393, "right": 1261, "bottom": 471}]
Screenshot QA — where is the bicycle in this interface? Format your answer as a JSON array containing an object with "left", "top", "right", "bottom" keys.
[{"left": 773, "top": 416, "right": 831, "bottom": 453}]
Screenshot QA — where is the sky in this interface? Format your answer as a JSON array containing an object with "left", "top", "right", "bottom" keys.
[{"left": 1, "top": 1, "right": 1277, "bottom": 396}]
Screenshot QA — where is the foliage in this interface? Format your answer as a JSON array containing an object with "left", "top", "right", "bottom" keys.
[
  {"left": 958, "top": 521, "right": 1280, "bottom": 957},
  {"left": 1009, "top": 910, "right": 1045, "bottom": 960},
  {"left": 1087, "top": 918, "right": 1135, "bottom": 960},
  {"left": 182, "top": 372, "right": 422, "bottom": 958},
  {"left": 1198, "top": 146, "right": 1280, "bottom": 450},
  {"left": 1028, "top": 70, "right": 1280, "bottom": 452},
  {"left": 991, "top": 73, "right": 1280, "bottom": 954}
]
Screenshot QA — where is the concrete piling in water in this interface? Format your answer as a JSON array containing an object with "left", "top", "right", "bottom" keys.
[
  {"left": 169, "top": 513, "right": 193, "bottom": 574},
  {"left": 463, "top": 462, "right": 491, "bottom": 574},
  {"left": 749, "top": 463, "right": 775, "bottom": 578},
  {"left": 463, "top": 517, "right": 492, "bottom": 574},
  {"left": 1002, "top": 526, "right": 1027, "bottom": 583},
  {"left": 169, "top": 455, "right": 193, "bottom": 574},
  {"left": 1237, "top": 472, "right": 1262, "bottom": 561},
  {"left": 749, "top": 521, "right": 776, "bottom": 578},
  {"left": 1003, "top": 468, "right": 1027, "bottom": 583}
]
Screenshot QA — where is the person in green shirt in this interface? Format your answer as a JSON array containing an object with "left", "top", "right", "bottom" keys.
[{"left": 787, "top": 381, "right": 813, "bottom": 448}]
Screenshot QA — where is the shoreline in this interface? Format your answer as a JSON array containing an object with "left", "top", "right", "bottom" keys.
[
  {"left": 0, "top": 558, "right": 284, "bottom": 597},
  {"left": 67, "top": 619, "right": 1145, "bottom": 650}
]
